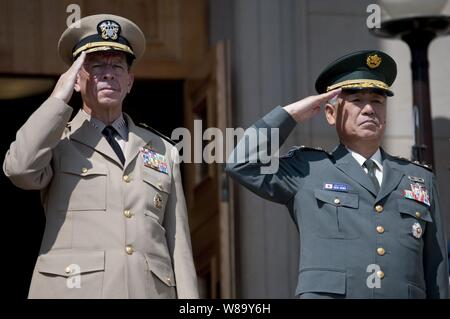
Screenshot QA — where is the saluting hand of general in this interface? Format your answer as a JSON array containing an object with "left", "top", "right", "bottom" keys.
[
  {"left": 283, "top": 88, "right": 341, "bottom": 122},
  {"left": 50, "top": 51, "right": 86, "bottom": 104}
]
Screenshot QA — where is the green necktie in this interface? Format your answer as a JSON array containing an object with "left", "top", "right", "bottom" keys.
[{"left": 364, "top": 159, "right": 380, "bottom": 193}]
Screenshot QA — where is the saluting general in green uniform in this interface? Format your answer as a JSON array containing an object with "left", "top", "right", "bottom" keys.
[{"left": 226, "top": 50, "right": 449, "bottom": 299}]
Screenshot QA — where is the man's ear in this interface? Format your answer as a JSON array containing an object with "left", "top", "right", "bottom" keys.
[
  {"left": 325, "top": 103, "right": 337, "bottom": 126},
  {"left": 127, "top": 73, "right": 134, "bottom": 93},
  {"left": 74, "top": 74, "right": 81, "bottom": 92}
]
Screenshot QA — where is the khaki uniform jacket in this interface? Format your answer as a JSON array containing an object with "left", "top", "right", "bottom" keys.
[{"left": 3, "top": 97, "right": 199, "bottom": 299}]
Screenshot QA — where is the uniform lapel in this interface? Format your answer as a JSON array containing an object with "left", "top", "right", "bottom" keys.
[
  {"left": 332, "top": 144, "right": 378, "bottom": 197},
  {"left": 123, "top": 113, "right": 150, "bottom": 170},
  {"left": 69, "top": 110, "right": 124, "bottom": 167},
  {"left": 376, "top": 150, "right": 404, "bottom": 202}
]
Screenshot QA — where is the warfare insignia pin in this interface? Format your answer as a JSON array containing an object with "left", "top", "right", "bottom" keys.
[
  {"left": 412, "top": 222, "right": 423, "bottom": 239},
  {"left": 97, "top": 20, "right": 121, "bottom": 40},
  {"left": 141, "top": 147, "right": 169, "bottom": 174},
  {"left": 366, "top": 54, "right": 382, "bottom": 69},
  {"left": 408, "top": 175, "right": 425, "bottom": 184}
]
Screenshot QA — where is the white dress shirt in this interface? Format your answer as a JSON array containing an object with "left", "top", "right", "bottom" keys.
[{"left": 346, "top": 147, "right": 383, "bottom": 186}]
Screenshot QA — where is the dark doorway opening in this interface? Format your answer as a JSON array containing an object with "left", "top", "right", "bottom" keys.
[{"left": 0, "top": 78, "right": 184, "bottom": 299}]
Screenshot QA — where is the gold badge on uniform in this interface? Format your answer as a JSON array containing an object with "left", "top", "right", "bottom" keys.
[
  {"left": 366, "top": 54, "right": 382, "bottom": 69},
  {"left": 154, "top": 193, "right": 163, "bottom": 209},
  {"left": 412, "top": 222, "right": 423, "bottom": 239},
  {"left": 97, "top": 20, "right": 120, "bottom": 40}
]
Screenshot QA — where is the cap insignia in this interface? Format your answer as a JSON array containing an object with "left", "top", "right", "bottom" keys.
[
  {"left": 97, "top": 20, "right": 121, "bottom": 40},
  {"left": 366, "top": 54, "right": 382, "bottom": 69}
]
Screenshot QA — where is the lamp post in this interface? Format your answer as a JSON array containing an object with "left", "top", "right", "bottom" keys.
[{"left": 370, "top": 0, "right": 450, "bottom": 167}]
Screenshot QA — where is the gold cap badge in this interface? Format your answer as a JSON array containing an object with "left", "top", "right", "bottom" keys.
[
  {"left": 97, "top": 20, "right": 120, "bottom": 40},
  {"left": 366, "top": 54, "right": 382, "bottom": 69}
]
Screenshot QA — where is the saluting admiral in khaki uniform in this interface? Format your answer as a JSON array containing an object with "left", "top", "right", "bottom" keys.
[{"left": 3, "top": 14, "right": 199, "bottom": 299}]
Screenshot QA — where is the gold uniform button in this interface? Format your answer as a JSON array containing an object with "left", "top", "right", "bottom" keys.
[
  {"left": 124, "top": 210, "right": 133, "bottom": 218},
  {"left": 125, "top": 245, "right": 134, "bottom": 255},
  {"left": 376, "top": 270, "right": 385, "bottom": 279},
  {"left": 377, "top": 247, "right": 386, "bottom": 256},
  {"left": 334, "top": 198, "right": 341, "bottom": 205},
  {"left": 415, "top": 212, "right": 421, "bottom": 218},
  {"left": 82, "top": 167, "right": 88, "bottom": 173},
  {"left": 157, "top": 181, "right": 163, "bottom": 190},
  {"left": 123, "top": 175, "right": 130, "bottom": 183},
  {"left": 65, "top": 266, "right": 71, "bottom": 274},
  {"left": 375, "top": 205, "right": 383, "bottom": 213},
  {"left": 376, "top": 226, "right": 385, "bottom": 234},
  {"left": 167, "top": 277, "right": 171, "bottom": 284}
]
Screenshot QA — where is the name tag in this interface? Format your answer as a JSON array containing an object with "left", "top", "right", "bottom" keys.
[{"left": 323, "top": 182, "right": 350, "bottom": 192}]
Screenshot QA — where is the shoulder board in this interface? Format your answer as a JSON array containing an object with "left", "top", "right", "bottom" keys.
[
  {"left": 391, "top": 155, "right": 433, "bottom": 172},
  {"left": 299, "top": 145, "right": 330, "bottom": 153},
  {"left": 138, "top": 123, "right": 175, "bottom": 146},
  {"left": 412, "top": 160, "right": 433, "bottom": 171},
  {"left": 282, "top": 145, "right": 330, "bottom": 158}
]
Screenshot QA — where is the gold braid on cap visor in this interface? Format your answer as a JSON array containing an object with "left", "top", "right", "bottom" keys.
[
  {"left": 326, "top": 79, "right": 390, "bottom": 91},
  {"left": 72, "top": 41, "right": 134, "bottom": 58}
]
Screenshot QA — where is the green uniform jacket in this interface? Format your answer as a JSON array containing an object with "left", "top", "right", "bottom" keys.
[{"left": 226, "top": 106, "right": 449, "bottom": 299}]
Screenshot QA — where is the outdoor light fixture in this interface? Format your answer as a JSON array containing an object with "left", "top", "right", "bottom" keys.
[{"left": 371, "top": 0, "right": 450, "bottom": 167}]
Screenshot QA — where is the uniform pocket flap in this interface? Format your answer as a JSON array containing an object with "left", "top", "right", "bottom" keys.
[
  {"left": 296, "top": 268, "right": 346, "bottom": 295},
  {"left": 144, "top": 253, "right": 176, "bottom": 287},
  {"left": 37, "top": 250, "right": 105, "bottom": 277},
  {"left": 60, "top": 156, "right": 108, "bottom": 176},
  {"left": 408, "top": 283, "right": 426, "bottom": 299},
  {"left": 142, "top": 168, "right": 172, "bottom": 193},
  {"left": 397, "top": 199, "right": 432, "bottom": 222},
  {"left": 314, "top": 189, "right": 359, "bottom": 208}
]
